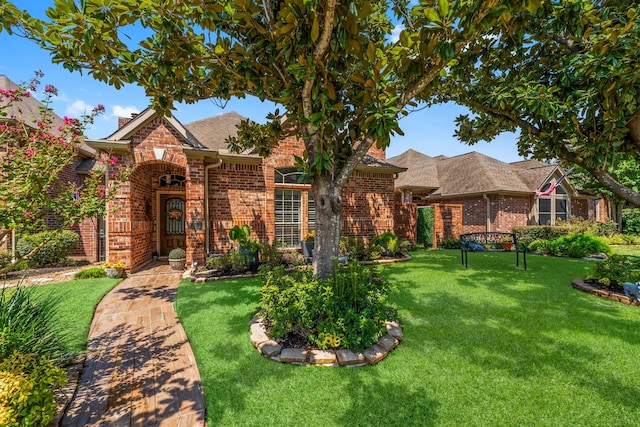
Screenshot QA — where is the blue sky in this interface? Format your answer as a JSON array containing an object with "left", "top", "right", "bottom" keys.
[{"left": 0, "top": 5, "right": 525, "bottom": 162}]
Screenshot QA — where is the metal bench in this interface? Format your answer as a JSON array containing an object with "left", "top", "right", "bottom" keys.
[{"left": 460, "top": 232, "right": 527, "bottom": 269}]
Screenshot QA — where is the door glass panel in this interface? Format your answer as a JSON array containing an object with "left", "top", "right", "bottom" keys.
[{"left": 166, "top": 198, "right": 185, "bottom": 235}]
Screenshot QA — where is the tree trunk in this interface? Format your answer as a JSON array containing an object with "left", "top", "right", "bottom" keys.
[{"left": 312, "top": 173, "right": 343, "bottom": 279}]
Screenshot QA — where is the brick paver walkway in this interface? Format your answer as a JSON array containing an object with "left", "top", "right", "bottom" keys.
[{"left": 61, "top": 262, "right": 206, "bottom": 426}]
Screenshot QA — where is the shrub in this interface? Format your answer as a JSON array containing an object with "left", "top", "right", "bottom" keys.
[
  {"left": 168, "top": 247, "right": 186, "bottom": 260},
  {"left": 438, "top": 237, "right": 460, "bottom": 249},
  {"left": 259, "top": 241, "right": 285, "bottom": 268},
  {"left": 593, "top": 254, "right": 640, "bottom": 284},
  {"left": 603, "top": 234, "right": 640, "bottom": 245},
  {"left": 0, "top": 284, "right": 69, "bottom": 363},
  {"left": 623, "top": 208, "right": 640, "bottom": 236},
  {"left": 555, "top": 234, "right": 611, "bottom": 258},
  {"left": 16, "top": 230, "right": 80, "bottom": 267},
  {"left": 340, "top": 236, "right": 368, "bottom": 261},
  {"left": 74, "top": 266, "right": 107, "bottom": 279},
  {"left": 229, "top": 249, "right": 248, "bottom": 273},
  {"left": 259, "top": 263, "right": 396, "bottom": 351},
  {"left": 417, "top": 207, "right": 434, "bottom": 248},
  {"left": 0, "top": 351, "right": 67, "bottom": 427},
  {"left": 513, "top": 226, "right": 571, "bottom": 247},
  {"left": 370, "top": 232, "right": 399, "bottom": 256},
  {"left": 207, "top": 254, "right": 232, "bottom": 273}
]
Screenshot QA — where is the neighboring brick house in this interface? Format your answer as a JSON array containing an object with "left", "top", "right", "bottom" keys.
[
  {"left": 87, "top": 108, "right": 407, "bottom": 271},
  {"left": 0, "top": 75, "right": 102, "bottom": 261},
  {"left": 389, "top": 149, "right": 606, "bottom": 243}
]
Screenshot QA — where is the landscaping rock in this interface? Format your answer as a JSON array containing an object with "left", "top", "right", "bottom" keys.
[
  {"left": 363, "top": 344, "right": 388, "bottom": 364},
  {"left": 309, "top": 350, "right": 337, "bottom": 365},
  {"left": 258, "top": 340, "right": 282, "bottom": 357},
  {"left": 281, "top": 348, "right": 308, "bottom": 363},
  {"left": 335, "top": 349, "right": 366, "bottom": 366},
  {"left": 377, "top": 334, "right": 399, "bottom": 351}
]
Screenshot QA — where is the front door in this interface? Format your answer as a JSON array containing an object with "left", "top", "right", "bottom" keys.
[{"left": 160, "top": 194, "right": 186, "bottom": 256}]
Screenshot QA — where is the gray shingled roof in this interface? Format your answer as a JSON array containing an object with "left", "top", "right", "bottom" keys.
[
  {"left": 388, "top": 149, "right": 440, "bottom": 190},
  {"left": 391, "top": 149, "right": 558, "bottom": 197},
  {"left": 184, "top": 111, "right": 247, "bottom": 150}
]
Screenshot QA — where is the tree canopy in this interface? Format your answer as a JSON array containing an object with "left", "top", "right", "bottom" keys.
[
  {"left": 1, "top": 0, "right": 536, "bottom": 277},
  {"left": 442, "top": 0, "right": 640, "bottom": 206}
]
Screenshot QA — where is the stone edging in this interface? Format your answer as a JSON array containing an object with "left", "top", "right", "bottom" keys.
[
  {"left": 249, "top": 316, "right": 403, "bottom": 366},
  {"left": 572, "top": 279, "right": 640, "bottom": 306}
]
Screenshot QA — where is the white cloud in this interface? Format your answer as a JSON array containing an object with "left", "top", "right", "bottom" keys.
[
  {"left": 66, "top": 99, "right": 93, "bottom": 117},
  {"left": 112, "top": 105, "right": 139, "bottom": 119},
  {"left": 391, "top": 24, "right": 404, "bottom": 43}
]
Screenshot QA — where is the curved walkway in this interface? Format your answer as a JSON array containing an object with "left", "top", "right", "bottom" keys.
[{"left": 61, "top": 262, "right": 205, "bottom": 426}]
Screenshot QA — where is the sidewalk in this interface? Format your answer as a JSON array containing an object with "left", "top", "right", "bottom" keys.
[{"left": 60, "top": 262, "right": 206, "bottom": 426}]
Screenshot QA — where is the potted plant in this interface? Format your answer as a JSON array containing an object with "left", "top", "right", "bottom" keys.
[
  {"left": 502, "top": 237, "right": 513, "bottom": 251},
  {"left": 168, "top": 247, "right": 187, "bottom": 270},
  {"left": 302, "top": 230, "right": 315, "bottom": 258},
  {"left": 229, "top": 225, "right": 260, "bottom": 270},
  {"left": 103, "top": 260, "right": 126, "bottom": 278}
]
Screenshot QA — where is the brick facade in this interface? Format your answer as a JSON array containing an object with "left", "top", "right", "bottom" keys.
[{"left": 99, "top": 117, "right": 401, "bottom": 271}]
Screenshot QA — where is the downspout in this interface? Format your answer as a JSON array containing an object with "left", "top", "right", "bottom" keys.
[
  {"left": 483, "top": 193, "right": 491, "bottom": 232},
  {"left": 205, "top": 158, "right": 223, "bottom": 255}
]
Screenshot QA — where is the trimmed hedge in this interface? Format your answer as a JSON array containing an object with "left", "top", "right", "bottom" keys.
[
  {"left": 16, "top": 230, "right": 79, "bottom": 267},
  {"left": 417, "top": 207, "right": 434, "bottom": 248}
]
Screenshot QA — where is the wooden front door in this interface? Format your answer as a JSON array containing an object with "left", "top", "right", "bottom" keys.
[{"left": 160, "top": 194, "right": 186, "bottom": 256}]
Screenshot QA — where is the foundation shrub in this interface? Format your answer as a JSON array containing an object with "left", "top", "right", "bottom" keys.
[
  {"left": 417, "top": 207, "right": 434, "bottom": 248},
  {"left": 438, "top": 237, "right": 460, "bottom": 249},
  {"left": 340, "top": 236, "right": 368, "bottom": 261},
  {"left": 259, "top": 263, "right": 395, "bottom": 351},
  {"left": 74, "top": 266, "right": 107, "bottom": 279},
  {"left": 513, "top": 226, "right": 571, "bottom": 248},
  {"left": 259, "top": 241, "right": 285, "bottom": 268},
  {"left": 555, "top": 234, "right": 611, "bottom": 258},
  {"left": 603, "top": 234, "right": 640, "bottom": 245},
  {"left": 16, "top": 230, "right": 79, "bottom": 267},
  {"left": 0, "top": 351, "right": 67, "bottom": 427}
]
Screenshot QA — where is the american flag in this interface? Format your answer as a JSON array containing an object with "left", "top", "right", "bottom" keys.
[{"left": 536, "top": 169, "right": 571, "bottom": 197}]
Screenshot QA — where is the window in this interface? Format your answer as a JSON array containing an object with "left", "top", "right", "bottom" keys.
[
  {"left": 537, "top": 182, "right": 569, "bottom": 225},
  {"left": 275, "top": 167, "right": 309, "bottom": 184},
  {"left": 275, "top": 189, "right": 302, "bottom": 247},
  {"left": 159, "top": 174, "right": 186, "bottom": 187}
]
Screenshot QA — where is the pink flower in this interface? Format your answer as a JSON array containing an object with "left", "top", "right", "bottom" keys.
[
  {"left": 24, "top": 148, "right": 34, "bottom": 158},
  {"left": 24, "top": 211, "right": 31, "bottom": 217},
  {"left": 44, "top": 84, "right": 58, "bottom": 95}
]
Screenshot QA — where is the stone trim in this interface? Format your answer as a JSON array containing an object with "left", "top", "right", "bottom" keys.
[
  {"left": 572, "top": 279, "right": 640, "bottom": 306},
  {"left": 249, "top": 316, "right": 403, "bottom": 367}
]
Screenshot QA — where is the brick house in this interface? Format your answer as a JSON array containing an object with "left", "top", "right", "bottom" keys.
[
  {"left": 86, "top": 108, "right": 409, "bottom": 271},
  {"left": 389, "top": 149, "right": 606, "bottom": 244},
  {"left": 0, "top": 75, "right": 102, "bottom": 260}
]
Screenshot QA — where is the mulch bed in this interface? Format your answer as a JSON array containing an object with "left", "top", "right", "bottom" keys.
[{"left": 572, "top": 278, "right": 640, "bottom": 306}]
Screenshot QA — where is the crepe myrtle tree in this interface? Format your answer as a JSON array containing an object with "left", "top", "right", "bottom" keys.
[
  {"left": 0, "top": 72, "right": 126, "bottom": 274},
  {"left": 2, "top": 0, "right": 537, "bottom": 278},
  {"left": 438, "top": 0, "right": 640, "bottom": 207}
]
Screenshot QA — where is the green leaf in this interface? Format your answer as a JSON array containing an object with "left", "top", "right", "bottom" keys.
[
  {"left": 311, "top": 16, "right": 319, "bottom": 42},
  {"left": 424, "top": 8, "right": 439, "bottom": 22}
]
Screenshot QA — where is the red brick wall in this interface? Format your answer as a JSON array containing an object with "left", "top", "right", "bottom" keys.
[
  {"left": 342, "top": 171, "right": 396, "bottom": 241},
  {"left": 432, "top": 203, "right": 463, "bottom": 247},
  {"left": 432, "top": 195, "right": 531, "bottom": 234},
  {"left": 393, "top": 193, "right": 417, "bottom": 242}
]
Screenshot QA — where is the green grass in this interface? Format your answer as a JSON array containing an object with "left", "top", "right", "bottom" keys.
[
  {"left": 612, "top": 245, "right": 640, "bottom": 256},
  {"left": 3, "top": 278, "right": 117, "bottom": 354},
  {"left": 176, "top": 250, "right": 640, "bottom": 426}
]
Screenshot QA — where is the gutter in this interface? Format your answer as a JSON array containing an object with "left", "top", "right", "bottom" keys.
[{"left": 204, "top": 159, "right": 223, "bottom": 255}]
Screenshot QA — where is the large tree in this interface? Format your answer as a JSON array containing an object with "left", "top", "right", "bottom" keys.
[
  {"left": 1, "top": 0, "right": 534, "bottom": 278},
  {"left": 441, "top": 0, "right": 640, "bottom": 206}
]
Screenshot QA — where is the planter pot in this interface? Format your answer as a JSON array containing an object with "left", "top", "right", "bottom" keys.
[
  {"left": 502, "top": 242, "right": 513, "bottom": 251},
  {"left": 105, "top": 267, "right": 124, "bottom": 278},
  {"left": 239, "top": 246, "right": 259, "bottom": 271},
  {"left": 169, "top": 258, "right": 186, "bottom": 271},
  {"left": 302, "top": 241, "right": 315, "bottom": 258}
]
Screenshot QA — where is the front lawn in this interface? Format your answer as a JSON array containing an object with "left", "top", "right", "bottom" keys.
[
  {"left": 3, "top": 278, "right": 118, "bottom": 353},
  {"left": 176, "top": 250, "right": 640, "bottom": 426}
]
